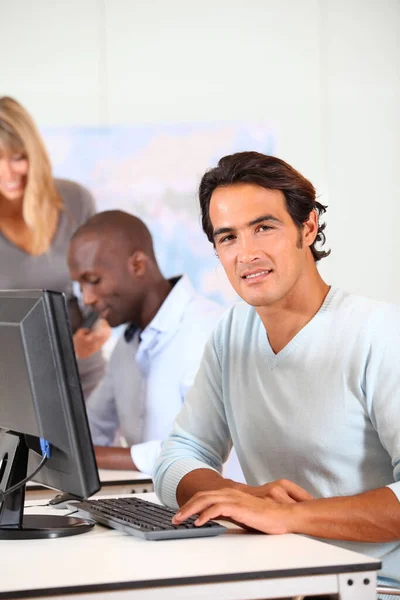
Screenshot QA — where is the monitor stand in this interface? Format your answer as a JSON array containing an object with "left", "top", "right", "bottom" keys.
[{"left": 0, "top": 431, "right": 94, "bottom": 539}]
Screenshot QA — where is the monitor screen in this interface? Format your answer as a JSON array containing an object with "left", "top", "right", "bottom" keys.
[{"left": 0, "top": 289, "right": 100, "bottom": 539}]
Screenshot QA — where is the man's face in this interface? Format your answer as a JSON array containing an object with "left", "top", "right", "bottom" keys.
[
  {"left": 210, "top": 183, "right": 317, "bottom": 309},
  {"left": 68, "top": 234, "right": 140, "bottom": 327}
]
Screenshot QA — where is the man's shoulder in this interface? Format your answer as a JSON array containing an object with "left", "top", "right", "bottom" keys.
[
  {"left": 210, "top": 301, "right": 258, "bottom": 339},
  {"left": 327, "top": 288, "right": 400, "bottom": 347},
  {"left": 107, "top": 330, "right": 138, "bottom": 364},
  {"left": 331, "top": 288, "right": 400, "bottom": 323}
]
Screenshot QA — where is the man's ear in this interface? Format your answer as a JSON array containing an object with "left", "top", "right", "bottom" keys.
[
  {"left": 127, "top": 251, "right": 147, "bottom": 278},
  {"left": 303, "top": 209, "right": 319, "bottom": 248}
]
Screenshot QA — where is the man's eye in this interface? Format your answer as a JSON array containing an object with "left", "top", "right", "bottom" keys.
[
  {"left": 220, "top": 235, "right": 235, "bottom": 244},
  {"left": 87, "top": 278, "right": 100, "bottom": 285},
  {"left": 258, "top": 225, "right": 273, "bottom": 232}
]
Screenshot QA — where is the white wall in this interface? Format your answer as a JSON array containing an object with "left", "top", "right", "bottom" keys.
[
  {"left": 1, "top": 0, "right": 399, "bottom": 302},
  {"left": 318, "top": 0, "right": 400, "bottom": 302}
]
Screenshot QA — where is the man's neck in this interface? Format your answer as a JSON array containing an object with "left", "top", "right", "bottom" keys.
[
  {"left": 256, "top": 272, "right": 330, "bottom": 355},
  {"left": 138, "top": 278, "right": 174, "bottom": 331}
]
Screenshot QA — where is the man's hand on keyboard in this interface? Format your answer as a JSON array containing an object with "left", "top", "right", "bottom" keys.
[
  {"left": 243, "top": 478, "right": 314, "bottom": 503},
  {"left": 175, "top": 468, "right": 313, "bottom": 507},
  {"left": 172, "top": 488, "right": 298, "bottom": 534}
]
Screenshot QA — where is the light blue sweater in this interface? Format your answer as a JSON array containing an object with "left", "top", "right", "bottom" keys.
[{"left": 154, "top": 287, "right": 400, "bottom": 579}]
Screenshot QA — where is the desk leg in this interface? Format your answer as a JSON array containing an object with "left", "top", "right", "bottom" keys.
[{"left": 338, "top": 571, "right": 377, "bottom": 599}]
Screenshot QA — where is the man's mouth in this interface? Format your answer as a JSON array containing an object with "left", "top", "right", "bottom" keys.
[{"left": 241, "top": 269, "right": 272, "bottom": 280}]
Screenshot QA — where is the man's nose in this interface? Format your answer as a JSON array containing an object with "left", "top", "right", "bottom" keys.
[{"left": 237, "top": 235, "right": 262, "bottom": 264}]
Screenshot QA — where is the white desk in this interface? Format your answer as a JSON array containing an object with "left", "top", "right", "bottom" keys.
[
  {"left": 26, "top": 469, "right": 153, "bottom": 500},
  {"left": 0, "top": 494, "right": 381, "bottom": 600}
]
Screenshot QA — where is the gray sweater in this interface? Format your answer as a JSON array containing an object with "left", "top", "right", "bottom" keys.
[
  {"left": 0, "top": 178, "right": 105, "bottom": 397},
  {"left": 0, "top": 179, "right": 94, "bottom": 294}
]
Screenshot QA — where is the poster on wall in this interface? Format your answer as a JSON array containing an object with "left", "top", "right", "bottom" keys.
[{"left": 43, "top": 123, "right": 276, "bottom": 307}]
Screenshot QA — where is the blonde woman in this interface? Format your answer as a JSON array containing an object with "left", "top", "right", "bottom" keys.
[{"left": 0, "top": 96, "right": 110, "bottom": 398}]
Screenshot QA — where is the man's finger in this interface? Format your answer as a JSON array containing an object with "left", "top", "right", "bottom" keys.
[
  {"left": 283, "top": 480, "right": 314, "bottom": 501},
  {"left": 173, "top": 489, "right": 239, "bottom": 523}
]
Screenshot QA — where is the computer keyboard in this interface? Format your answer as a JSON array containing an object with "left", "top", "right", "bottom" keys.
[{"left": 68, "top": 497, "right": 227, "bottom": 540}]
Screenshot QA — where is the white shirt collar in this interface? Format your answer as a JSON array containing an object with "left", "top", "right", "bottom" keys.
[{"left": 140, "top": 275, "right": 196, "bottom": 342}]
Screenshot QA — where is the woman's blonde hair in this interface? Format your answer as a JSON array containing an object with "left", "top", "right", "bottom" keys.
[{"left": 0, "top": 96, "right": 63, "bottom": 255}]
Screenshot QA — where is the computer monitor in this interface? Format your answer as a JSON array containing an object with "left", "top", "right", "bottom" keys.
[{"left": 0, "top": 289, "right": 100, "bottom": 539}]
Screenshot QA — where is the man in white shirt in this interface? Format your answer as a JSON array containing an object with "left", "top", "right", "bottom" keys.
[{"left": 67, "top": 210, "right": 226, "bottom": 474}]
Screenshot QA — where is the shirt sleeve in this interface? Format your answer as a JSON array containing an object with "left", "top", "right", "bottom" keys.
[
  {"left": 364, "top": 304, "right": 400, "bottom": 500},
  {"left": 130, "top": 441, "right": 161, "bottom": 475},
  {"left": 86, "top": 362, "right": 119, "bottom": 446},
  {"left": 154, "top": 329, "right": 233, "bottom": 508},
  {"left": 132, "top": 307, "right": 223, "bottom": 479}
]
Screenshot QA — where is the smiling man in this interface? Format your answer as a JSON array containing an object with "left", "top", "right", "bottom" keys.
[
  {"left": 154, "top": 152, "right": 400, "bottom": 583},
  {"left": 68, "top": 210, "right": 226, "bottom": 475}
]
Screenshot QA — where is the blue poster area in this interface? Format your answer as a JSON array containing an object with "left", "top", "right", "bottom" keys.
[{"left": 43, "top": 123, "right": 276, "bottom": 308}]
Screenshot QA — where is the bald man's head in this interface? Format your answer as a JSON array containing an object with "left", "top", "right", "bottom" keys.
[
  {"left": 68, "top": 210, "right": 165, "bottom": 328},
  {"left": 71, "top": 210, "right": 156, "bottom": 261}
]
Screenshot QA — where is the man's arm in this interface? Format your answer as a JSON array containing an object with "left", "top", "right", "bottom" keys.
[
  {"left": 94, "top": 440, "right": 164, "bottom": 473},
  {"left": 176, "top": 469, "right": 240, "bottom": 505},
  {"left": 94, "top": 446, "right": 137, "bottom": 470},
  {"left": 290, "top": 487, "right": 400, "bottom": 541},
  {"left": 154, "top": 324, "right": 236, "bottom": 506},
  {"left": 173, "top": 485, "right": 400, "bottom": 542},
  {"left": 176, "top": 469, "right": 313, "bottom": 505}
]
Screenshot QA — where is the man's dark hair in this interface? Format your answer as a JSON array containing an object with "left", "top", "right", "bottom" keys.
[{"left": 199, "top": 151, "right": 330, "bottom": 262}]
